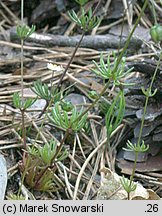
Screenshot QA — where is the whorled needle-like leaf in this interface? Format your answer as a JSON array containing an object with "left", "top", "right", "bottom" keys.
[
  {"left": 7, "top": 194, "right": 26, "bottom": 200},
  {"left": 68, "top": 10, "right": 81, "bottom": 26},
  {"left": 75, "top": 0, "right": 89, "bottom": 6},
  {"left": 92, "top": 52, "right": 134, "bottom": 86},
  {"left": 13, "top": 92, "right": 21, "bottom": 109},
  {"left": 106, "top": 91, "right": 125, "bottom": 138},
  {"left": 49, "top": 102, "right": 88, "bottom": 132},
  {"left": 123, "top": 140, "right": 149, "bottom": 152},
  {"left": 38, "top": 140, "right": 57, "bottom": 165},
  {"left": 32, "top": 80, "right": 60, "bottom": 102},
  {"left": 68, "top": 8, "right": 100, "bottom": 32},
  {"left": 141, "top": 87, "right": 157, "bottom": 97},
  {"left": 13, "top": 92, "right": 37, "bottom": 110},
  {"left": 36, "top": 170, "right": 57, "bottom": 192},
  {"left": 120, "top": 176, "right": 137, "bottom": 194},
  {"left": 16, "top": 24, "right": 36, "bottom": 40},
  {"left": 23, "top": 98, "right": 37, "bottom": 110}
]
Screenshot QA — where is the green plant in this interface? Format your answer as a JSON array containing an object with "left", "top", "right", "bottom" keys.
[
  {"left": 68, "top": 0, "right": 149, "bottom": 200},
  {"left": 16, "top": 0, "right": 100, "bottom": 194},
  {"left": 37, "top": 1, "right": 101, "bottom": 117},
  {"left": 32, "top": 80, "right": 60, "bottom": 101},
  {"left": 13, "top": 92, "right": 36, "bottom": 153},
  {"left": 123, "top": 140, "right": 149, "bottom": 152},
  {"left": 149, "top": 0, "right": 162, "bottom": 43},
  {"left": 101, "top": 89, "right": 125, "bottom": 171},
  {"left": 120, "top": 176, "right": 137, "bottom": 197},
  {"left": 122, "top": 51, "right": 162, "bottom": 200},
  {"left": 49, "top": 102, "right": 88, "bottom": 132},
  {"left": 13, "top": 92, "right": 36, "bottom": 150},
  {"left": 13, "top": 20, "right": 36, "bottom": 149},
  {"left": 106, "top": 91, "right": 125, "bottom": 139},
  {"left": 92, "top": 52, "right": 134, "bottom": 86},
  {"left": 16, "top": 24, "right": 35, "bottom": 40},
  {"left": 7, "top": 194, "right": 26, "bottom": 200},
  {"left": 32, "top": 79, "right": 61, "bottom": 117},
  {"left": 34, "top": 169, "right": 59, "bottom": 192},
  {"left": 13, "top": 0, "right": 36, "bottom": 151},
  {"left": 12, "top": 0, "right": 151, "bottom": 199},
  {"left": 68, "top": 8, "right": 100, "bottom": 32},
  {"left": 88, "top": 90, "right": 99, "bottom": 99},
  {"left": 72, "top": 0, "right": 149, "bottom": 146},
  {"left": 17, "top": 23, "right": 36, "bottom": 104},
  {"left": 60, "top": 101, "right": 74, "bottom": 112},
  {"left": 31, "top": 102, "right": 88, "bottom": 189},
  {"left": 75, "top": 0, "right": 89, "bottom": 6},
  {"left": 88, "top": 0, "right": 151, "bottom": 198},
  {"left": 38, "top": 140, "right": 68, "bottom": 165},
  {"left": 20, "top": 140, "right": 68, "bottom": 192},
  {"left": 150, "top": 25, "right": 162, "bottom": 42},
  {"left": 55, "top": 0, "right": 101, "bottom": 89},
  {"left": 13, "top": 92, "right": 37, "bottom": 110},
  {"left": 20, "top": 154, "right": 59, "bottom": 192}
]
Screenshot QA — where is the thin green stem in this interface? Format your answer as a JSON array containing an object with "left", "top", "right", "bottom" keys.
[
  {"left": 137, "top": 97, "right": 149, "bottom": 147},
  {"left": 149, "top": 57, "right": 160, "bottom": 89},
  {"left": 21, "top": 0, "right": 24, "bottom": 23},
  {"left": 114, "top": 0, "right": 148, "bottom": 73},
  {"left": 56, "top": 32, "right": 85, "bottom": 89},
  {"left": 21, "top": 109, "right": 26, "bottom": 149},
  {"left": 150, "top": 0, "right": 157, "bottom": 25},
  {"left": 20, "top": 0, "right": 25, "bottom": 149},
  {"left": 128, "top": 51, "right": 161, "bottom": 199},
  {"left": 21, "top": 39, "right": 24, "bottom": 103},
  {"left": 19, "top": 0, "right": 26, "bottom": 197}
]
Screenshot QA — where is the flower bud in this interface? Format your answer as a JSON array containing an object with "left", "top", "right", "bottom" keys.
[{"left": 150, "top": 25, "right": 162, "bottom": 42}]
